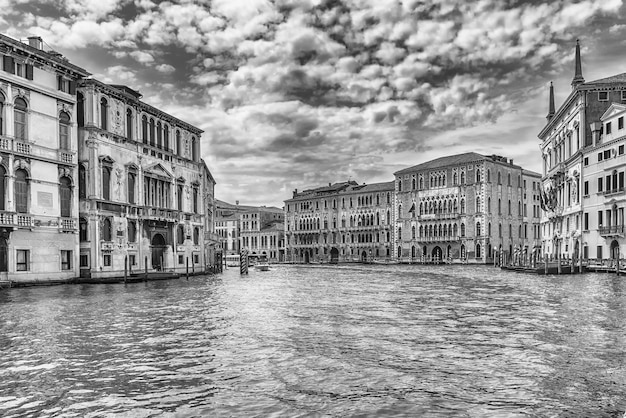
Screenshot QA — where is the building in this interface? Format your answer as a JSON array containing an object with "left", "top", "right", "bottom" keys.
[
  {"left": 284, "top": 181, "right": 395, "bottom": 263},
  {"left": 215, "top": 199, "right": 249, "bottom": 255},
  {"left": 239, "top": 206, "right": 284, "bottom": 262},
  {"left": 201, "top": 159, "right": 220, "bottom": 269},
  {"left": 539, "top": 40, "right": 626, "bottom": 262},
  {"left": 0, "top": 34, "right": 89, "bottom": 283},
  {"left": 581, "top": 103, "right": 626, "bottom": 260},
  {"left": 394, "top": 153, "right": 542, "bottom": 264},
  {"left": 76, "top": 79, "right": 210, "bottom": 278}
]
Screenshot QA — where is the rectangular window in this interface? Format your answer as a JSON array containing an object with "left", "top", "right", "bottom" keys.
[
  {"left": 604, "top": 150, "right": 611, "bottom": 159},
  {"left": 16, "top": 249, "right": 29, "bottom": 271},
  {"left": 622, "top": 90, "right": 626, "bottom": 101},
  {"left": 619, "top": 145, "right": 625, "bottom": 155},
  {"left": 599, "top": 91, "right": 608, "bottom": 101},
  {"left": 79, "top": 254, "right": 89, "bottom": 267},
  {"left": 584, "top": 181, "right": 589, "bottom": 196},
  {"left": 619, "top": 117, "right": 624, "bottom": 130},
  {"left": 598, "top": 177, "right": 603, "bottom": 192},
  {"left": 178, "top": 254, "right": 184, "bottom": 264},
  {"left": 584, "top": 212, "right": 589, "bottom": 230},
  {"left": 193, "top": 253, "right": 199, "bottom": 264},
  {"left": 129, "top": 254, "right": 136, "bottom": 266},
  {"left": 103, "top": 254, "right": 111, "bottom": 266},
  {"left": 598, "top": 152, "right": 603, "bottom": 162},
  {"left": 606, "top": 122, "right": 612, "bottom": 135},
  {"left": 584, "top": 157, "right": 589, "bottom": 166},
  {"left": 61, "top": 250, "right": 72, "bottom": 270},
  {"left": 598, "top": 211, "right": 603, "bottom": 226},
  {"left": 597, "top": 246, "right": 603, "bottom": 259}
]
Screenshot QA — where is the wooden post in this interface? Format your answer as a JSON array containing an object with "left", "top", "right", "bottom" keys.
[
  {"left": 124, "top": 256, "right": 127, "bottom": 284},
  {"left": 144, "top": 256, "right": 148, "bottom": 282},
  {"left": 544, "top": 256, "right": 548, "bottom": 275},
  {"left": 160, "top": 255, "right": 164, "bottom": 272},
  {"left": 616, "top": 249, "right": 620, "bottom": 276},
  {"left": 579, "top": 239, "right": 583, "bottom": 274},
  {"left": 186, "top": 257, "right": 189, "bottom": 280},
  {"left": 557, "top": 249, "right": 562, "bottom": 275}
]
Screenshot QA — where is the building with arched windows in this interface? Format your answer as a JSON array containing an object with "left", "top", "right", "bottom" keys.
[
  {"left": 76, "top": 79, "right": 215, "bottom": 278},
  {"left": 394, "top": 152, "right": 541, "bottom": 264},
  {"left": 0, "top": 34, "right": 89, "bottom": 283},
  {"left": 284, "top": 180, "right": 395, "bottom": 263}
]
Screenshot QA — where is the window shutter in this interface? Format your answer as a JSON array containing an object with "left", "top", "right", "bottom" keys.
[
  {"left": 69, "top": 80, "right": 76, "bottom": 95},
  {"left": 3, "top": 56, "right": 14, "bottom": 74},
  {"left": 25, "top": 64, "right": 33, "bottom": 80}
]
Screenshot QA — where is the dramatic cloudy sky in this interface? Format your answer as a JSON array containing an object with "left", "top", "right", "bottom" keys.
[{"left": 1, "top": 0, "right": 625, "bottom": 206}]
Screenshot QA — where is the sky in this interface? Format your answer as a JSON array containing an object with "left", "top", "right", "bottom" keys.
[{"left": 1, "top": 0, "right": 625, "bottom": 207}]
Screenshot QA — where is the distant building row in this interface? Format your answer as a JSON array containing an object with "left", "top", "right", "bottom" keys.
[{"left": 283, "top": 153, "right": 542, "bottom": 264}]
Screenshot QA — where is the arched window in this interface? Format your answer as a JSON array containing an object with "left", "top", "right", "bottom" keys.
[
  {"left": 460, "top": 199, "right": 465, "bottom": 214},
  {"left": 476, "top": 244, "right": 481, "bottom": 258},
  {"left": 164, "top": 125, "right": 169, "bottom": 151},
  {"left": 398, "top": 204, "right": 402, "bottom": 218},
  {"left": 497, "top": 172, "right": 501, "bottom": 185},
  {"left": 412, "top": 178, "right": 416, "bottom": 189},
  {"left": 507, "top": 173, "right": 511, "bottom": 186},
  {"left": 149, "top": 118, "right": 155, "bottom": 146},
  {"left": 77, "top": 92, "right": 84, "bottom": 127},
  {"left": 476, "top": 169, "right": 481, "bottom": 182},
  {"left": 487, "top": 197, "right": 491, "bottom": 213},
  {"left": 460, "top": 223, "right": 465, "bottom": 237},
  {"left": 100, "top": 97, "right": 108, "bottom": 130},
  {"left": 191, "top": 136, "right": 198, "bottom": 161},
  {"left": 102, "top": 217, "right": 112, "bottom": 241},
  {"left": 79, "top": 165, "right": 86, "bottom": 199},
  {"left": 177, "top": 184, "right": 184, "bottom": 211},
  {"left": 193, "top": 227, "right": 200, "bottom": 245},
  {"left": 14, "top": 169, "right": 28, "bottom": 213},
  {"left": 102, "top": 166, "right": 111, "bottom": 200},
  {"left": 475, "top": 197, "right": 480, "bottom": 213},
  {"left": 453, "top": 172, "right": 457, "bottom": 185},
  {"left": 0, "top": 165, "right": 5, "bottom": 210},
  {"left": 460, "top": 172, "right": 465, "bottom": 184},
  {"left": 128, "top": 220, "right": 137, "bottom": 243},
  {"left": 142, "top": 115, "right": 148, "bottom": 143},
  {"left": 498, "top": 198, "right": 502, "bottom": 214},
  {"left": 59, "top": 111, "right": 70, "bottom": 149},
  {"left": 60, "top": 176, "right": 71, "bottom": 217},
  {"left": 177, "top": 224, "right": 185, "bottom": 244},
  {"left": 128, "top": 172, "right": 136, "bottom": 204},
  {"left": 14, "top": 98, "right": 27, "bottom": 141},
  {"left": 476, "top": 222, "right": 481, "bottom": 236},
  {"left": 453, "top": 223, "right": 458, "bottom": 237},
  {"left": 518, "top": 201, "right": 521, "bottom": 215},
  {"left": 192, "top": 186, "right": 198, "bottom": 213},
  {"left": 488, "top": 222, "right": 492, "bottom": 236},
  {"left": 487, "top": 169, "right": 490, "bottom": 182},
  {"left": 398, "top": 180, "right": 402, "bottom": 192},
  {"left": 176, "top": 130, "right": 181, "bottom": 155},
  {"left": 156, "top": 121, "right": 162, "bottom": 148},
  {"left": 126, "top": 108, "right": 133, "bottom": 140},
  {"left": 412, "top": 225, "right": 416, "bottom": 239},
  {"left": 508, "top": 199, "right": 511, "bottom": 215}
]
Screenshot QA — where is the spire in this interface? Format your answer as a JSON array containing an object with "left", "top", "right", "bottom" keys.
[
  {"left": 547, "top": 82, "right": 555, "bottom": 121},
  {"left": 571, "top": 39, "right": 585, "bottom": 87}
]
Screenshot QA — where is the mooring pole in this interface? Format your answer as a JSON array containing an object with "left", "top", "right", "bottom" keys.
[
  {"left": 124, "top": 256, "right": 128, "bottom": 284},
  {"left": 186, "top": 257, "right": 189, "bottom": 280},
  {"left": 145, "top": 256, "right": 148, "bottom": 281}
]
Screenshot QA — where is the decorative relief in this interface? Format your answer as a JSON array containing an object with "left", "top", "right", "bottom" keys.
[
  {"left": 12, "top": 87, "right": 29, "bottom": 101},
  {"left": 58, "top": 167, "right": 72, "bottom": 179}
]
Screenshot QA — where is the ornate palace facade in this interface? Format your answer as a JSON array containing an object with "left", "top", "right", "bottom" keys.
[
  {"left": 284, "top": 181, "right": 395, "bottom": 263},
  {"left": 394, "top": 153, "right": 541, "bottom": 264},
  {"left": 0, "top": 35, "right": 89, "bottom": 283}
]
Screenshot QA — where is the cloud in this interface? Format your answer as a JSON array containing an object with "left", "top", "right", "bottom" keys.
[
  {"left": 129, "top": 50, "right": 154, "bottom": 64},
  {"left": 155, "top": 63, "right": 175, "bottom": 74}
]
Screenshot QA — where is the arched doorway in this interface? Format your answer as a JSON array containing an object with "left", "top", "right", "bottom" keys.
[
  {"left": 611, "top": 240, "right": 620, "bottom": 260},
  {"left": 447, "top": 245, "right": 452, "bottom": 258},
  {"left": 432, "top": 246, "right": 442, "bottom": 261},
  {"left": 476, "top": 243, "right": 481, "bottom": 259},
  {"left": 361, "top": 251, "right": 367, "bottom": 262},
  {"left": 330, "top": 247, "right": 339, "bottom": 264},
  {"left": 460, "top": 244, "right": 466, "bottom": 260},
  {"left": 151, "top": 233, "right": 166, "bottom": 270}
]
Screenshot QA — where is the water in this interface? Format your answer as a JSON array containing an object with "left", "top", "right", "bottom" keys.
[{"left": 1, "top": 265, "right": 625, "bottom": 417}]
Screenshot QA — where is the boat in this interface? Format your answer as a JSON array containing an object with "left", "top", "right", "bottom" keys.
[{"left": 255, "top": 262, "right": 270, "bottom": 271}]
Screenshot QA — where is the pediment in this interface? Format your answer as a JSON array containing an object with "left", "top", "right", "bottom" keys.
[
  {"left": 144, "top": 163, "right": 172, "bottom": 178},
  {"left": 600, "top": 103, "right": 626, "bottom": 121}
]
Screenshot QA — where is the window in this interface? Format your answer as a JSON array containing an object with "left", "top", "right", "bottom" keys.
[
  {"left": 599, "top": 91, "right": 608, "bottom": 101},
  {"left": 126, "top": 108, "right": 133, "bottom": 140},
  {"left": 14, "top": 169, "right": 28, "bottom": 213},
  {"left": 16, "top": 249, "right": 29, "bottom": 271},
  {"left": 164, "top": 125, "right": 170, "bottom": 151},
  {"left": 191, "top": 136, "right": 198, "bottom": 161},
  {"left": 177, "top": 184, "right": 184, "bottom": 211},
  {"left": 59, "top": 111, "right": 70, "bottom": 149},
  {"left": 0, "top": 165, "right": 5, "bottom": 211},
  {"left": 476, "top": 169, "right": 481, "bottom": 182},
  {"left": 619, "top": 117, "right": 624, "bottom": 130},
  {"left": 61, "top": 250, "right": 72, "bottom": 270},
  {"left": 128, "top": 221, "right": 136, "bottom": 242},
  {"left": 176, "top": 130, "right": 181, "bottom": 155},
  {"left": 80, "top": 254, "right": 89, "bottom": 267},
  {"left": 157, "top": 121, "right": 162, "bottom": 148},
  {"left": 103, "top": 254, "right": 111, "bottom": 266},
  {"left": 59, "top": 176, "right": 71, "bottom": 217},
  {"left": 177, "top": 224, "right": 185, "bottom": 244},
  {"left": 102, "top": 166, "right": 111, "bottom": 200},
  {"left": 79, "top": 165, "right": 87, "bottom": 199},
  {"left": 142, "top": 116, "right": 148, "bottom": 143},
  {"left": 606, "top": 122, "right": 612, "bottom": 135},
  {"left": 14, "top": 98, "right": 27, "bottom": 141},
  {"left": 598, "top": 177, "right": 603, "bottom": 192},
  {"left": 77, "top": 92, "right": 84, "bottom": 127},
  {"left": 0, "top": 93, "right": 4, "bottom": 135},
  {"left": 398, "top": 180, "right": 402, "bottom": 192},
  {"left": 619, "top": 145, "right": 625, "bottom": 155},
  {"left": 79, "top": 218, "right": 88, "bottom": 241},
  {"left": 100, "top": 97, "right": 108, "bottom": 130},
  {"left": 128, "top": 172, "right": 136, "bottom": 204},
  {"left": 460, "top": 172, "right": 465, "bottom": 184},
  {"left": 460, "top": 223, "right": 465, "bottom": 237},
  {"left": 193, "top": 227, "right": 199, "bottom": 244},
  {"left": 584, "top": 181, "right": 589, "bottom": 196},
  {"left": 102, "top": 217, "right": 112, "bottom": 241},
  {"left": 149, "top": 118, "right": 155, "bottom": 146},
  {"left": 584, "top": 212, "right": 589, "bottom": 230},
  {"left": 178, "top": 254, "right": 184, "bottom": 264},
  {"left": 584, "top": 157, "right": 589, "bottom": 166}
]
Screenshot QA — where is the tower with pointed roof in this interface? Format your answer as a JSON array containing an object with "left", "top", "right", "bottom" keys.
[
  {"left": 571, "top": 39, "right": 585, "bottom": 87},
  {"left": 547, "top": 82, "right": 555, "bottom": 121}
]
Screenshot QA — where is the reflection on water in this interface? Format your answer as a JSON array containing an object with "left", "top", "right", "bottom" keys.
[{"left": 1, "top": 265, "right": 625, "bottom": 417}]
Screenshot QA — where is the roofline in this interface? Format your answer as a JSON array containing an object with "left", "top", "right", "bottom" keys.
[
  {"left": 79, "top": 78, "right": 204, "bottom": 135},
  {"left": 0, "top": 33, "right": 90, "bottom": 77},
  {"left": 393, "top": 153, "right": 487, "bottom": 175}
]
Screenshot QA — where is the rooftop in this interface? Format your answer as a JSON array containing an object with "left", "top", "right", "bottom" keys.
[{"left": 394, "top": 152, "right": 504, "bottom": 175}]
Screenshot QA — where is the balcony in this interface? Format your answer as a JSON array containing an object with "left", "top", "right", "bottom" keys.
[
  {"left": 415, "top": 235, "right": 459, "bottom": 243},
  {"left": 418, "top": 212, "right": 460, "bottom": 221},
  {"left": 599, "top": 225, "right": 625, "bottom": 237},
  {"left": 59, "top": 217, "right": 76, "bottom": 232},
  {"left": 142, "top": 207, "right": 180, "bottom": 222},
  {"left": 0, "top": 212, "right": 34, "bottom": 228},
  {"left": 602, "top": 187, "right": 625, "bottom": 197},
  {"left": 0, "top": 135, "right": 77, "bottom": 164}
]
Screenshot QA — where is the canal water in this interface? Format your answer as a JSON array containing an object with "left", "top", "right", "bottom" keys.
[{"left": 1, "top": 265, "right": 625, "bottom": 417}]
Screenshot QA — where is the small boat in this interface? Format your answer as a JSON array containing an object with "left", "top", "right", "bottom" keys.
[{"left": 255, "top": 262, "right": 270, "bottom": 271}]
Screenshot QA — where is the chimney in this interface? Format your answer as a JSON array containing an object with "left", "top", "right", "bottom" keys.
[
  {"left": 509, "top": 159, "right": 514, "bottom": 165},
  {"left": 590, "top": 122, "right": 602, "bottom": 146},
  {"left": 236, "top": 200, "right": 239, "bottom": 206},
  {"left": 27, "top": 36, "right": 43, "bottom": 50},
  {"left": 328, "top": 183, "right": 331, "bottom": 186}
]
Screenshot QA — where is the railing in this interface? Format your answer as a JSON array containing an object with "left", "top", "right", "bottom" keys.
[
  {"left": 0, "top": 135, "right": 77, "bottom": 164},
  {"left": 599, "top": 225, "right": 625, "bottom": 236},
  {"left": 415, "top": 235, "right": 460, "bottom": 243},
  {"left": 602, "top": 187, "right": 625, "bottom": 196},
  {"left": 16, "top": 214, "right": 33, "bottom": 227},
  {"left": 59, "top": 151, "right": 74, "bottom": 164},
  {"left": 0, "top": 211, "right": 14, "bottom": 226},
  {"left": 143, "top": 207, "right": 179, "bottom": 221},
  {"left": 59, "top": 217, "right": 76, "bottom": 231},
  {"left": 419, "top": 212, "right": 460, "bottom": 220}
]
